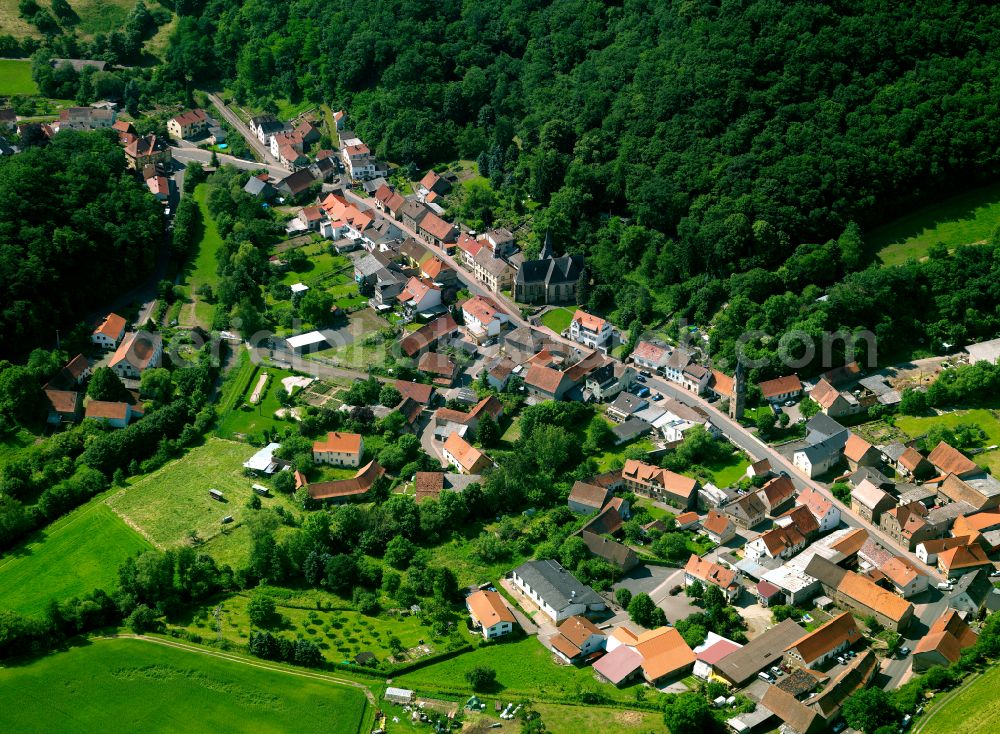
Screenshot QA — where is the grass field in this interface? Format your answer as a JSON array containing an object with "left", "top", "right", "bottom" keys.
[
  {"left": 215, "top": 365, "right": 300, "bottom": 440},
  {"left": 920, "top": 665, "right": 1000, "bottom": 734},
  {"left": 106, "top": 438, "right": 299, "bottom": 568},
  {"left": 894, "top": 408, "right": 1000, "bottom": 473},
  {"left": 539, "top": 307, "right": 576, "bottom": 334},
  {"left": 699, "top": 451, "right": 751, "bottom": 487},
  {"left": 534, "top": 703, "right": 661, "bottom": 734},
  {"left": 0, "top": 59, "right": 38, "bottom": 95},
  {"left": 178, "top": 184, "right": 224, "bottom": 329},
  {"left": 872, "top": 181, "right": 1000, "bottom": 266},
  {"left": 394, "top": 635, "right": 635, "bottom": 704},
  {"left": 0, "top": 501, "right": 150, "bottom": 617},
  {"left": 0, "top": 638, "right": 369, "bottom": 734}
]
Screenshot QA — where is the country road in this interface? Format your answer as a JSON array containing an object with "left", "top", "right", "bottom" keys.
[
  {"left": 171, "top": 146, "right": 286, "bottom": 180},
  {"left": 206, "top": 92, "right": 279, "bottom": 166}
]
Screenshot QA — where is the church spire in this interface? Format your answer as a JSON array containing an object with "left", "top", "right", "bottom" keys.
[{"left": 540, "top": 229, "right": 554, "bottom": 259}]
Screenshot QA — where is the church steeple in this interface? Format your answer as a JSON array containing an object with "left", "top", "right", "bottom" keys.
[
  {"left": 729, "top": 357, "right": 747, "bottom": 421},
  {"left": 539, "top": 229, "right": 554, "bottom": 260}
]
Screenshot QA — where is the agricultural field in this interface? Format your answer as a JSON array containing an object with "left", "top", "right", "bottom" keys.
[
  {"left": 178, "top": 184, "right": 224, "bottom": 329},
  {"left": 534, "top": 703, "right": 662, "bottom": 734},
  {"left": 178, "top": 591, "right": 461, "bottom": 666},
  {"left": 0, "top": 59, "right": 38, "bottom": 95},
  {"left": 394, "top": 635, "right": 636, "bottom": 704},
  {"left": 0, "top": 638, "right": 370, "bottom": 734},
  {"left": 0, "top": 501, "right": 150, "bottom": 617},
  {"left": 920, "top": 665, "right": 1000, "bottom": 734},
  {"left": 106, "top": 438, "right": 299, "bottom": 568},
  {"left": 872, "top": 181, "right": 1000, "bottom": 266},
  {"left": 539, "top": 307, "right": 576, "bottom": 334}
]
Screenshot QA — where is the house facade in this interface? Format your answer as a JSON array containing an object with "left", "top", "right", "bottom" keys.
[
  {"left": 568, "top": 310, "right": 612, "bottom": 349},
  {"left": 312, "top": 432, "right": 364, "bottom": 467},
  {"left": 466, "top": 590, "right": 516, "bottom": 640},
  {"left": 167, "top": 109, "right": 209, "bottom": 140}
]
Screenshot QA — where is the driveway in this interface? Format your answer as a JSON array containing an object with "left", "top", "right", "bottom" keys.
[
  {"left": 614, "top": 564, "right": 675, "bottom": 597},
  {"left": 498, "top": 578, "right": 557, "bottom": 646}
]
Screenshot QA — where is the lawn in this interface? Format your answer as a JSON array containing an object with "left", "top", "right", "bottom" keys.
[
  {"left": 634, "top": 497, "right": 675, "bottom": 523},
  {"left": 534, "top": 703, "right": 661, "bottom": 734},
  {"left": 178, "top": 184, "right": 225, "bottom": 329},
  {"left": 0, "top": 59, "right": 38, "bottom": 95},
  {"left": 178, "top": 591, "right": 461, "bottom": 666},
  {"left": 106, "top": 438, "right": 299, "bottom": 568},
  {"left": 920, "top": 665, "right": 1000, "bottom": 734},
  {"left": 216, "top": 365, "right": 301, "bottom": 441},
  {"left": 894, "top": 408, "right": 1000, "bottom": 473},
  {"left": 871, "top": 181, "right": 1000, "bottom": 266},
  {"left": 700, "top": 451, "right": 751, "bottom": 487},
  {"left": 0, "top": 638, "right": 370, "bottom": 734},
  {"left": 0, "top": 501, "right": 150, "bottom": 617},
  {"left": 539, "top": 307, "right": 576, "bottom": 334},
  {"left": 394, "top": 636, "right": 636, "bottom": 704},
  {"left": 593, "top": 436, "right": 655, "bottom": 472}
]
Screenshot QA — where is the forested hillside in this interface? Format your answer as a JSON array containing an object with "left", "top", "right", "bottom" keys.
[
  {"left": 163, "top": 0, "right": 1000, "bottom": 370},
  {"left": 0, "top": 132, "right": 162, "bottom": 353}
]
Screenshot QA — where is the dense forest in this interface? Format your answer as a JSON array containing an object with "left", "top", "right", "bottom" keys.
[
  {"left": 0, "top": 132, "right": 163, "bottom": 355},
  {"left": 157, "top": 0, "right": 1000, "bottom": 372}
]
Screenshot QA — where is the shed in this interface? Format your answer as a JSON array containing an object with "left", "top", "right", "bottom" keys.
[{"left": 209, "top": 489, "right": 225, "bottom": 501}]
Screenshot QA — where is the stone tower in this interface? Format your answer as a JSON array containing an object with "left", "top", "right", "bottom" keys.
[{"left": 729, "top": 358, "right": 747, "bottom": 421}]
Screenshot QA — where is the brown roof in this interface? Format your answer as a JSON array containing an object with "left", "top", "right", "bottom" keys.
[
  {"left": 569, "top": 481, "right": 610, "bottom": 510},
  {"left": 898, "top": 446, "right": 928, "bottom": 472},
  {"left": 580, "top": 531, "right": 635, "bottom": 568},
  {"left": 419, "top": 212, "right": 457, "bottom": 241},
  {"left": 918, "top": 536, "right": 970, "bottom": 554},
  {"left": 307, "top": 460, "right": 385, "bottom": 500},
  {"left": 810, "top": 378, "right": 841, "bottom": 409},
  {"left": 64, "top": 353, "right": 90, "bottom": 380},
  {"left": 558, "top": 615, "right": 603, "bottom": 648},
  {"left": 881, "top": 556, "right": 925, "bottom": 589},
  {"left": 443, "top": 432, "right": 491, "bottom": 473},
  {"left": 836, "top": 570, "right": 914, "bottom": 622},
  {"left": 685, "top": 554, "right": 737, "bottom": 590},
  {"left": 777, "top": 505, "right": 820, "bottom": 536},
  {"left": 928, "top": 441, "right": 980, "bottom": 477},
  {"left": 675, "top": 511, "right": 700, "bottom": 527},
  {"left": 550, "top": 632, "right": 583, "bottom": 659},
  {"left": 45, "top": 389, "right": 80, "bottom": 415},
  {"left": 467, "top": 590, "right": 516, "bottom": 628},
  {"left": 399, "top": 314, "right": 458, "bottom": 357},
  {"left": 467, "top": 395, "right": 503, "bottom": 422},
  {"left": 938, "top": 543, "right": 991, "bottom": 572},
  {"left": 171, "top": 108, "right": 207, "bottom": 126},
  {"left": 759, "top": 525, "right": 806, "bottom": 556},
  {"left": 634, "top": 627, "right": 696, "bottom": 681},
  {"left": 313, "top": 431, "right": 362, "bottom": 455},
  {"left": 710, "top": 369, "right": 735, "bottom": 397},
  {"left": 829, "top": 528, "right": 869, "bottom": 557},
  {"left": 760, "top": 475, "right": 796, "bottom": 508},
  {"left": 579, "top": 504, "right": 624, "bottom": 536},
  {"left": 85, "top": 400, "right": 129, "bottom": 420},
  {"left": 798, "top": 486, "right": 835, "bottom": 521},
  {"left": 761, "top": 685, "right": 824, "bottom": 734},
  {"left": 702, "top": 510, "right": 732, "bottom": 537},
  {"left": 786, "top": 612, "right": 860, "bottom": 666},
  {"left": 110, "top": 331, "right": 161, "bottom": 371},
  {"left": 394, "top": 379, "right": 433, "bottom": 405},
  {"left": 419, "top": 170, "right": 442, "bottom": 190},
  {"left": 758, "top": 374, "right": 802, "bottom": 399},
  {"left": 414, "top": 472, "right": 445, "bottom": 503},
  {"left": 94, "top": 313, "right": 126, "bottom": 339},
  {"left": 524, "top": 363, "right": 567, "bottom": 394},
  {"left": 622, "top": 460, "right": 698, "bottom": 499},
  {"left": 844, "top": 433, "right": 875, "bottom": 463},
  {"left": 418, "top": 351, "right": 457, "bottom": 378}
]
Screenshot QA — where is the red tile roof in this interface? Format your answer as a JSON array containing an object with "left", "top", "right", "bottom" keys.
[
  {"left": 312, "top": 431, "right": 362, "bottom": 455},
  {"left": 94, "top": 313, "right": 126, "bottom": 339},
  {"left": 928, "top": 441, "right": 980, "bottom": 477},
  {"left": 394, "top": 379, "right": 433, "bottom": 404},
  {"left": 307, "top": 460, "right": 385, "bottom": 500},
  {"left": 758, "top": 374, "right": 802, "bottom": 399}
]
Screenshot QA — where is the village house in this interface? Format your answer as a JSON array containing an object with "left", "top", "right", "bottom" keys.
[
  {"left": 952, "top": 511, "right": 1000, "bottom": 552},
  {"left": 938, "top": 542, "right": 992, "bottom": 579},
  {"left": 912, "top": 609, "right": 978, "bottom": 671},
  {"left": 798, "top": 486, "right": 842, "bottom": 533},
  {"left": 413, "top": 472, "right": 480, "bottom": 503},
  {"left": 596, "top": 627, "right": 696, "bottom": 686},
  {"left": 46, "top": 353, "right": 91, "bottom": 390},
  {"left": 509, "top": 559, "right": 606, "bottom": 622},
  {"left": 109, "top": 331, "right": 163, "bottom": 380},
  {"left": 44, "top": 389, "right": 82, "bottom": 425},
  {"left": 304, "top": 460, "right": 386, "bottom": 503},
  {"left": 712, "top": 619, "right": 805, "bottom": 687},
  {"left": 312, "top": 431, "right": 363, "bottom": 468},
  {"left": 851, "top": 479, "right": 896, "bottom": 524},
  {"left": 466, "top": 590, "right": 517, "bottom": 640},
  {"left": 691, "top": 633, "right": 742, "bottom": 680},
  {"left": 701, "top": 510, "right": 736, "bottom": 545},
  {"left": 551, "top": 615, "right": 607, "bottom": 665},
  {"left": 418, "top": 352, "right": 458, "bottom": 387},
  {"left": 124, "top": 134, "right": 171, "bottom": 170},
  {"left": 567, "top": 480, "right": 611, "bottom": 514},
  {"left": 112, "top": 119, "right": 136, "bottom": 146},
  {"left": 276, "top": 169, "right": 317, "bottom": 198},
  {"left": 418, "top": 212, "right": 458, "bottom": 247},
  {"left": 167, "top": 109, "right": 209, "bottom": 140},
  {"left": 342, "top": 141, "right": 376, "bottom": 179},
  {"left": 471, "top": 249, "right": 515, "bottom": 294},
  {"left": 745, "top": 525, "right": 809, "bottom": 570},
  {"left": 513, "top": 232, "right": 585, "bottom": 304},
  {"left": 773, "top": 504, "right": 822, "bottom": 541},
  {"left": 418, "top": 169, "right": 452, "bottom": 198},
  {"left": 443, "top": 432, "right": 492, "bottom": 474},
  {"left": 809, "top": 378, "right": 861, "bottom": 418},
  {"left": 881, "top": 442, "right": 933, "bottom": 479},
  {"left": 937, "top": 472, "right": 1000, "bottom": 512},
  {"left": 759, "top": 374, "right": 803, "bottom": 403},
  {"left": 757, "top": 474, "right": 797, "bottom": 516},
  {"left": 760, "top": 686, "right": 827, "bottom": 734},
  {"left": 421, "top": 257, "right": 457, "bottom": 288},
  {"left": 146, "top": 175, "right": 171, "bottom": 201},
  {"left": 580, "top": 531, "right": 639, "bottom": 572},
  {"left": 249, "top": 114, "right": 285, "bottom": 144},
  {"left": 879, "top": 556, "right": 929, "bottom": 598},
  {"left": 621, "top": 459, "right": 699, "bottom": 510},
  {"left": 844, "top": 434, "right": 880, "bottom": 471},
  {"left": 399, "top": 314, "right": 459, "bottom": 358},
  {"left": 880, "top": 501, "right": 938, "bottom": 551},
  {"left": 726, "top": 491, "right": 768, "bottom": 530},
  {"left": 57, "top": 106, "right": 115, "bottom": 131},
  {"left": 297, "top": 205, "right": 325, "bottom": 231},
  {"left": 684, "top": 554, "right": 740, "bottom": 600},
  {"left": 631, "top": 341, "right": 671, "bottom": 374},
  {"left": 462, "top": 295, "right": 509, "bottom": 342},
  {"left": 84, "top": 400, "right": 139, "bottom": 429},
  {"left": 92, "top": 313, "right": 127, "bottom": 349},
  {"left": 485, "top": 356, "right": 517, "bottom": 391},
  {"left": 784, "top": 612, "right": 861, "bottom": 669},
  {"left": 928, "top": 441, "right": 982, "bottom": 479},
  {"left": 915, "top": 536, "right": 970, "bottom": 565},
  {"left": 804, "top": 555, "right": 914, "bottom": 632},
  {"left": 793, "top": 432, "right": 849, "bottom": 478},
  {"left": 398, "top": 277, "right": 442, "bottom": 316},
  {"left": 568, "top": 310, "right": 613, "bottom": 350},
  {"left": 523, "top": 363, "right": 574, "bottom": 401}
]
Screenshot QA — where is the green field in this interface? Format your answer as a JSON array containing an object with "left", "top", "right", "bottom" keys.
[
  {"left": 394, "top": 636, "right": 635, "bottom": 703},
  {"left": 215, "top": 365, "right": 300, "bottom": 440},
  {"left": 0, "top": 502, "right": 150, "bottom": 617},
  {"left": 539, "top": 307, "right": 577, "bottom": 334},
  {"left": 872, "top": 181, "right": 1000, "bottom": 266},
  {"left": 106, "top": 438, "right": 299, "bottom": 567},
  {"left": 894, "top": 408, "right": 1000, "bottom": 473},
  {"left": 0, "top": 0, "right": 139, "bottom": 40},
  {"left": 178, "top": 184, "right": 224, "bottom": 329},
  {"left": 534, "top": 703, "right": 661, "bottom": 734},
  {"left": 920, "top": 665, "right": 1000, "bottom": 734},
  {"left": 0, "top": 59, "right": 38, "bottom": 95},
  {"left": 0, "top": 638, "right": 370, "bottom": 734},
  {"left": 699, "top": 451, "right": 751, "bottom": 487}
]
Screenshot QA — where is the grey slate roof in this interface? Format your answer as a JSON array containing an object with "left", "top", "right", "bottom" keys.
[
  {"left": 805, "top": 413, "right": 848, "bottom": 443},
  {"left": 512, "top": 559, "right": 603, "bottom": 610},
  {"left": 797, "top": 432, "right": 849, "bottom": 464},
  {"left": 713, "top": 618, "right": 804, "bottom": 685},
  {"left": 612, "top": 418, "right": 652, "bottom": 444}
]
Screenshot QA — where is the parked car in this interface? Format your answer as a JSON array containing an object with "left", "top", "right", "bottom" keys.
[
  {"left": 651, "top": 393, "right": 663, "bottom": 401},
  {"left": 635, "top": 385, "right": 651, "bottom": 398},
  {"left": 899, "top": 646, "right": 911, "bottom": 657},
  {"left": 783, "top": 399, "right": 796, "bottom": 406},
  {"left": 635, "top": 374, "right": 647, "bottom": 383},
  {"left": 669, "top": 585, "right": 682, "bottom": 596}
]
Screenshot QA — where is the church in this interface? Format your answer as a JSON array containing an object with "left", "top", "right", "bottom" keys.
[{"left": 513, "top": 231, "right": 586, "bottom": 305}]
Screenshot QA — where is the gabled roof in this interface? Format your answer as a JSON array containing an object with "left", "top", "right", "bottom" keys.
[
  {"left": 94, "top": 313, "right": 126, "bottom": 339},
  {"left": 938, "top": 543, "right": 991, "bottom": 572},
  {"left": 580, "top": 530, "right": 635, "bottom": 568},
  {"left": 928, "top": 441, "right": 980, "bottom": 477},
  {"left": 419, "top": 212, "right": 457, "bottom": 241},
  {"left": 713, "top": 618, "right": 804, "bottom": 685},
  {"left": 810, "top": 378, "right": 842, "bottom": 409},
  {"left": 622, "top": 460, "right": 698, "bottom": 498},
  {"left": 785, "top": 612, "right": 860, "bottom": 666},
  {"left": 463, "top": 295, "right": 503, "bottom": 325},
  {"left": 844, "top": 433, "right": 876, "bottom": 463},
  {"left": 571, "top": 310, "right": 606, "bottom": 332},
  {"left": 418, "top": 351, "right": 457, "bottom": 378},
  {"left": 880, "top": 556, "right": 925, "bottom": 589},
  {"left": 85, "top": 400, "right": 129, "bottom": 421},
  {"left": 759, "top": 374, "right": 802, "bottom": 399},
  {"left": 761, "top": 684, "right": 824, "bottom": 734},
  {"left": 710, "top": 369, "right": 735, "bottom": 397},
  {"left": 776, "top": 505, "right": 820, "bottom": 536},
  {"left": 524, "top": 363, "right": 569, "bottom": 395},
  {"left": 593, "top": 644, "right": 643, "bottom": 684},
  {"left": 685, "top": 554, "right": 737, "bottom": 590},
  {"left": 632, "top": 340, "right": 669, "bottom": 364},
  {"left": 702, "top": 510, "right": 732, "bottom": 537},
  {"left": 851, "top": 479, "right": 894, "bottom": 511},
  {"left": 399, "top": 314, "right": 458, "bottom": 357},
  {"left": 757, "top": 525, "right": 806, "bottom": 556},
  {"left": 512, "top": 559, "right": 603, "bottom": 610},
  {"left": 443, "top": 432, "right": 490, "bottom": 473},
  {"left": 798, "top": 486, "right": 835, "bottom": 520},
  {"left": 759, "top": 475, "right": 796, "bottom": 508},
  {"left": 807, "top": 556, "right": 913, "bottom": 623},
  {"left": 109, "top": 331, "right": 161, "bottom": 372},
  {"left": 569, "top": 481, "right": 610, "bottom": 510},
  {"left": 171, "top": 108, "right": 208, "bottom": 127},
  {"left": 313, "top": 431, "right": 362, "bottom": 455},
  {"left": 467, "top": 589, "right": 516, "bottom": 628},
  {"left": 307, "top": 460, "right": 385, "bottom": 500},
  {"left": 634, "top": 627, "right": 696, "bottom": 681},
  {"left": 45, "top": 389, "right": 80, "bottom": 415},
  {"left": 394, "top": 379, "right": 433, "bottom": 404},
  {"left": 557, "top": 615, "right": 603, "bottom": 648}
]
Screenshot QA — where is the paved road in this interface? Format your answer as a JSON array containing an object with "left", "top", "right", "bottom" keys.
[
  {"left": 171, "top": 146, "right": 286, "bottom": 180},
  {"left": 206, "top": 92, "right": 279, "bottom": 167}
]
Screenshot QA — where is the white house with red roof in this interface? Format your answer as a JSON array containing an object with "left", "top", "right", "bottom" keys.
[
  {"left": 92, "top": 313, "right": 127, "bottom": 350},
  {"left": 398, "top": 277, "right": 442, "bottom": 315},
  {"left": 632, "top": 340, "right": 671, "bottom": 373},
  {"left": 462, "top": 295, "right": 509, "bottom": 341},
  {"left": 568, "top": 310, "right": 612, "bottom": 349}
]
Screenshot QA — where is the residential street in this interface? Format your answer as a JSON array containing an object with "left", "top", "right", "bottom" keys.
[
  {"left": 171, "top": 145, "right": 286, "bottom": 180},
  {"left": 206, "top": 92, "right": 279, "bottom": 166}
]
